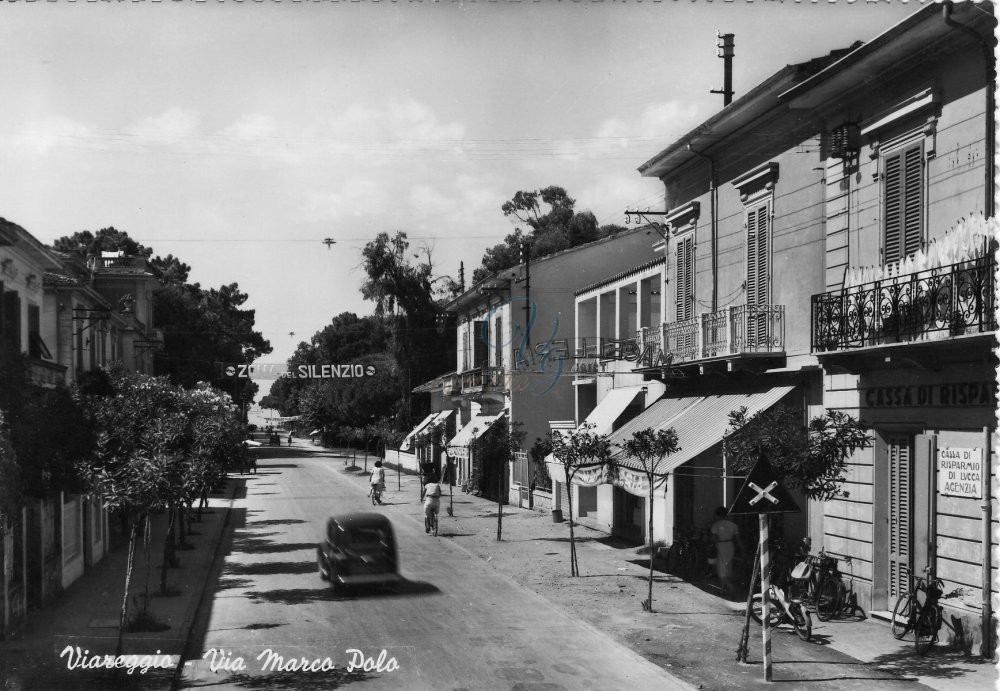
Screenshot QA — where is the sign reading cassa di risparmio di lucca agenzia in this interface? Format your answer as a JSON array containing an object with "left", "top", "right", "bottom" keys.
[{"left": 937, "top": 447, "right": 983, "bottom": 499}]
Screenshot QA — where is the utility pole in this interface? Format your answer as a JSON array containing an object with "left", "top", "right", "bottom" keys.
[{"left": 712, "top": 31, "right": 735, "bottom": 106}]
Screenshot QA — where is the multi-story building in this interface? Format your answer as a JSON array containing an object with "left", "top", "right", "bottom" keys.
[
  {"left": 550, "top": 2, "right": 997, "bottom": 653},
  {"left": 0, "top": 218, "right": 65, "bottom": 635},
  {"left": 410, "top": 226, "right": 660, "bottom": 506},
  {"left": 555, "top": 42, "right": 859, "bottom": 551},
  {"left": 1, "top": 219, "right": 161, "bottom": 637},
  {"left": 785, "top": 2, "right": 996, "bottom": 648}
]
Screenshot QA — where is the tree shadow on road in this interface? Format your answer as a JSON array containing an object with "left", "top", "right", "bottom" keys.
[
  {"left": 247, "top": 519, "right": 309, "bottom": 527},
  {"left": 222, "top": 669, "right": 373, "bottom": 689},
  {"left": 223, "top": 560, "right": 316, "bottom": 577},
  {"left": 245, "top": 579, "right": 440, "bottom": 605}
]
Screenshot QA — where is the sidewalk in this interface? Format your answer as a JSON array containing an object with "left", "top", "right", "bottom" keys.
[
  {"left": 0, "top": 478, "right": 242, "bottom": 691},
  {"left": 342, "top": 451, "right": 999, "bottom": 691}
]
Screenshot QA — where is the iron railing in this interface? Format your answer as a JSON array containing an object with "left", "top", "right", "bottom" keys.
[
  {"left": 811, "top": 256, "right": 996, "bottom": 351},
  {"left": 656, "top": 304, "right": 784, "bottom": 364}
]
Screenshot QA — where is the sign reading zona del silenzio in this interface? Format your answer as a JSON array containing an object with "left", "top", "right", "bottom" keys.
[{"left": 221, "top": 362, "right": 377, "bottom": 380}]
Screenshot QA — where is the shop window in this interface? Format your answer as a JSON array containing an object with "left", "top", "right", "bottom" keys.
[{"left": 882, "top": 141, "right": 924, "bottom": 265}]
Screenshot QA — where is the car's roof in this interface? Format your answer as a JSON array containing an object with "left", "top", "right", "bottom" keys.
[{"left": 328, "top": 512, "right": 393, "bottom": 529}]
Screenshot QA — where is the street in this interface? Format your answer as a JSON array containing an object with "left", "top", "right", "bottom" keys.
[{"left": 176, "top": 446, "right": 692, "bottom": 691}]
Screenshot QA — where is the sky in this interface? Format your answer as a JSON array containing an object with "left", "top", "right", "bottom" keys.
[{"left": 0, "top": 1, "right": 921, "bottom": 399}]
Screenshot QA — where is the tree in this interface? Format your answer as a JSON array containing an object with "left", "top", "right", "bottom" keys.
[
  {"left": 617, "top": 427, "right": 680, "bottom": 611},
  {"left": 724, "top": 405, "right": 872, "bottom": 501},
  {"left": 548, "top": 423, "right": 613, "bottom": 576},
  {"left": 79, "top": 367, "right": 177, "bottom": 657},
  {"left": 359, "top": 231, "right": 456, "bottom": 424},
  {"left": 472, "top": 187, "right": 627, "bottom": 284},
  {"left": 51, "top": 228, "right": 272, "bottom": 404}
]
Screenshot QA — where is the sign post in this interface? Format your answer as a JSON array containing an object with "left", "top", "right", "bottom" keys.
[
  {"left": 728, "top": 455, "right": 800, "bottom": 682},
  {"left": 759, "top": 513, "right": 772, "bottom": 681}
]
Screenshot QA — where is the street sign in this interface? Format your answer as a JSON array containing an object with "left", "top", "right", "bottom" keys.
[{"left": 727, "top": 456, "right": 800, "bottom": 515}]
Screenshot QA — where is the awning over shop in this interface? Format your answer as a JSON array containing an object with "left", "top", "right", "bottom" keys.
[
  {"left": 447, "top": 413, "right": 504, "bottom": 450},
  {"left": 609, "top": 385, "right": 797, "bottom": 496},
  {"left": 400, "top": 413, "right": 438, "bottom": 452},
  {"left": 545, "top": 386, "right": 646, "bottom": 485}
]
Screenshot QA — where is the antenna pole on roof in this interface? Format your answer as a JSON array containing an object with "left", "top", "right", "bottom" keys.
[{"left": 711, "top": 31, "right": 735, "bottom": 106}]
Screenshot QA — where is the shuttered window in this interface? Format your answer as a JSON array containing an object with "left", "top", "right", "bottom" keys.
[
  {"left": 473, "top": 320, "right": 488, "bottom": 368},
  {"left": 675, "top": 235, "right": 694, "bottom": 321},
  {"left": 883, "top": 142, "right": 924, "bottom": 265},
  {"left": 888, "top": 436, "right": 913, "bottom": 600},
  {"left": 2, "top": 289, "right": 20, "bottom": 350},
  {"left": 746, "top": 202, "right": 770, "bottom": 308}
]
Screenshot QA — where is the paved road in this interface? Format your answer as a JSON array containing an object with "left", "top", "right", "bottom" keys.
[{"left": 176, "top": 447, "right": 693, "bottom": 690}]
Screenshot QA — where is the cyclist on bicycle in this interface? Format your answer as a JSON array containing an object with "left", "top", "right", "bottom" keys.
[
  {"left": 423, "top": 475, "right": 443, "bottom": 532},
  {"left": 370, "top": 461, "right": 385, "bottom": 504}
]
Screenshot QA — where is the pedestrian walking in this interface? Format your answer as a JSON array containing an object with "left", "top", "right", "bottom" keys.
[
  {"left": 710, "top": 506, "right": 741, "bottom": 597},
  {"left": 287, "top": 432, "right": 293, "bottom": 446}
]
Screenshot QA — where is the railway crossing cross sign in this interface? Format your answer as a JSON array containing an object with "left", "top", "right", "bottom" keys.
[{"left": 727, "top": 456, "right": 800, "bottom": 515}]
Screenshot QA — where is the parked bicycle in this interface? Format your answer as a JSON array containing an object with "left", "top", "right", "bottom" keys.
[
  {"left": 749, "top": 577, "right": 812, "bottom": 641},
  {"left": 666, "top": 525, "right": 709, "bottom": 581},
  {"left": 891, "top": 566, "right": 960, "bottom": 655}
]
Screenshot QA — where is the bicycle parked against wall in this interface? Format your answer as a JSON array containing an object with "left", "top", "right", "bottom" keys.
[
  {"left": 791, "top": 551, "right": 850, "bottom": 621},
  {"left": 749, "top": 560, "right": 812, "bottom": 641},
  {"left": 891, "top": 566, "right": 961, "bottom": 655},
  {"left": 666, "top": 525, "right": 709, "bottom": 581}
]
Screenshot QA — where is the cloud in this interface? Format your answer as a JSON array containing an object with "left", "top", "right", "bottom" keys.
[
  {"left": 9, "top": 116, "right": 92, "bottom": 154},
  {"left": 221, "top": 113, "right": 279, "bottom": 141},
  {"left": 132, "top": 107, "right": 199, "bottom": 147}
]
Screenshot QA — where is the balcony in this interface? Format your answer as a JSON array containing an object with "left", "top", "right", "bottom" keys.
[
  {"left": 28, "top": 358, "right": 67, "bottom": 388},
  {"left": 811, "top": 256, "right": 996, "bottom": 353},
  {"left": 655, "top": 304, "right": 785, "bottom": 368},
  {"left": 445, "top": 365, "right": 508, "bottom": 396}
]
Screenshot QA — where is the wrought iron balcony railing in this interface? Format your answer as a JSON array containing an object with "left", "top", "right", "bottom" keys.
[{"left": 811, "top": 256, "right": 996, "bottom": 352}]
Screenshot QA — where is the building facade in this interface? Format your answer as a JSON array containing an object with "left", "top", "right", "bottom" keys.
[{"left": 784, "top": 2, "right": 996, "bottom": 648}]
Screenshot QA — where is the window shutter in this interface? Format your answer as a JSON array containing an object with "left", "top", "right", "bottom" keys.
[
  {"left": 3, "top": 290, "right": 20, "bottom": 349},
  {"left": 675, "top": 236, "right": 694, "bottom": 321},
  {"left": 746, "top": 205, "right": 769, "bottom": 307},
  {"left": 473, "top": 320, "right": 488, "bottom": 367},
  {"left": 883, "top": 141, "right": 923, "bottom": 264},
  {"left": 902, "top": 145, "right": 923, "bottom": 258}
]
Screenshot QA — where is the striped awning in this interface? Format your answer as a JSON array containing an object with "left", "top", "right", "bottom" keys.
[
  {"left": 609, "top": 385, "right": 797, "bottom": 496},
  {"left": 448, "top": 413, "right": 504, "bottom": 449},
  {"left": 400, "top": 413, "right": 438, "bottom": 452},
  {"left": 545, "top": 385, "right": 645, "bottom": 485}
]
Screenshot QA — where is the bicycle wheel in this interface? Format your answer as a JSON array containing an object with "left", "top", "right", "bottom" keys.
[
  {"left": 914, "top": 605, "right": 939, "bottom": 655},
  {"left": 816, "top": 576, "right": 842, "bottom": 621},
  {"left": 789, "top": 602, "right": 812, "bottom": 642},
  {"left": 749, "top": 594, "right": 781, "bottom": 628},
  {"left": 890, "top": 594, "right": 913, "bottom": 639}
]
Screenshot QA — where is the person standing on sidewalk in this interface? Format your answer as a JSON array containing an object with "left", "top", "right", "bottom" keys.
[
  {"left": 287, "top": 432, "right": 293, "bottom": 446},
  {"left": 710, "top": 506, "right": 741, "bottom": 598}
]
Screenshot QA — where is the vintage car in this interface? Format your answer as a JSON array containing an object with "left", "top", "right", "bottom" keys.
[{"left": 317, "top": 512, "right": 400, "bottom": 592}]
